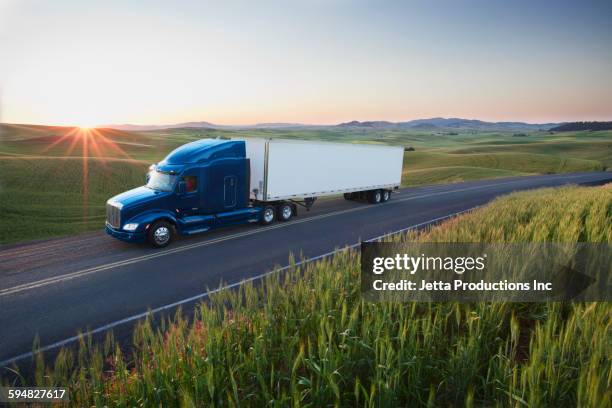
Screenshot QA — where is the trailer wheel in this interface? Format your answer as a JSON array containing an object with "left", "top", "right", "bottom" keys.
[
  {"left": 381, "top": 190, "right": 391, "bottom": 202},
  {"left": 277, "top": 203, "right": 293, "bottom": 221},
  {"left": 148, "top": 220, "right": 173, "bottom": 248},
  {"left": 343, "top": 193, "right": 354, "bottom": 200},
  {"left": 260, "top": 205, "right": 276, "bottom": 225},
  {"left": 368, "top": 189, "right": 383, "bottom": 204}
]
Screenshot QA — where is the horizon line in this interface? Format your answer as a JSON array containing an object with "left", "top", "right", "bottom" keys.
[{"left": 4, "top": 116, "right": 612, "bottom": 129}]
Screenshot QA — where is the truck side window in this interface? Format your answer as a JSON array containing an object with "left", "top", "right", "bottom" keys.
[{"left": 183, "top": 176, "right": 197, "bottom": 192}]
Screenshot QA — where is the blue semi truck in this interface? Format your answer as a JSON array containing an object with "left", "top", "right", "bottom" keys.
[{"left": 106, "top": 138, "right": 404, "bottom": 247}]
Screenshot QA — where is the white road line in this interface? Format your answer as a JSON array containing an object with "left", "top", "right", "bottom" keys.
[
  {"left": 0, "top": 174, "right": 601, "bottom": 297},
  {"left": 0, "top": 206, "right": 478, "bottom": 367}
]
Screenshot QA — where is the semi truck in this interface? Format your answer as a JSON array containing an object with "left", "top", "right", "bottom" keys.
[{"left": 105, "top": 138, "right": 404, "bottom": 247}]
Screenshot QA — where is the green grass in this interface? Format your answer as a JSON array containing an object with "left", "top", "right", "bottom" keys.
[
  {"left": 0, "top": 158, "right": 147, "bottom": 243},
  {"left": 401, "top": 150, "right": 604, "bottom": 186},
  {"left": 402, "top": 166, "right": 529, "bottom": 186},
  {"left": 448, "top": 140, "right": 612, "bottom": 169},
  {"left": 7, "top": 185, "right": 611, "bottom": 406},
  {"left": 0, "top": 124, "right": 609, "bottom": 243},
  {"left": 397, "top": 131, "right": 609, "bottom": 186},
  {"left": 404, "top": 151, "right": 603, "bottom": 173}
]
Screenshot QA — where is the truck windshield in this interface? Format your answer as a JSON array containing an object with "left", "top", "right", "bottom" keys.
[{"left": 146, "top": 170, "right": 178, "bottom": 192}]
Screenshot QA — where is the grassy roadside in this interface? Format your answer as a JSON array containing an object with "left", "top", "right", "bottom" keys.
[
  {"left": 0, "top": 158, "right": 146, "bottom": 244},
  {"left": 400, "top": 150, "right": 604, "bottom": 187},
  {"left": 6, "top": 185, "right": 611, "bottom": 406}
]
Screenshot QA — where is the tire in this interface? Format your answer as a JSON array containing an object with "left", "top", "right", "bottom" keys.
[
  {"left": 277, "top": 203, "right": 293, "bottom": 221},
  {"left": 260, "top": 205, "right": 276, "bottom": 225},
  {"left": 381, "top": 190, "right": 391, "bottom": 202},
  {"left": 367, "top": 189, "right": 383, "bottom": 204},
  {"left": 147, "top": 220, "right": 173, "bottom": 248},
  {"left": 343, "top": 193, "right": 354, "bottom": 200}
]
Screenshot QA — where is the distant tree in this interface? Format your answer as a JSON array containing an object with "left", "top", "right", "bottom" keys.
[
  {"left": 549, "top": 121, "right": 612, "bottom": 132},
  {"left": 404, "top": 146, "right": 415, "bottom": 151}
]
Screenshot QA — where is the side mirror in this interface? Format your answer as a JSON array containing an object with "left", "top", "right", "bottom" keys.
[{"left": 177, "top": 181, "right": 186, "bottom": 195}]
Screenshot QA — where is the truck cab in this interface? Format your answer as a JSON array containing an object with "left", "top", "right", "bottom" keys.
[{"left": 106, "top": 139, "right": 262, "bottom": 247}]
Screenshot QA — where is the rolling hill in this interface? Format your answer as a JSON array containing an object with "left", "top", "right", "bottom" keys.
[
  {"left": 550, "top": 121, "right": 612, "bottom": 132},
  {"left": 337, "top": 118, "right": 560, "bottom": 131},
  {"left": 99, "top": 117, "right": 563, "bottom": 132},
  {"left": 102, "top": 121, "right": 218, "bottom": 131}
]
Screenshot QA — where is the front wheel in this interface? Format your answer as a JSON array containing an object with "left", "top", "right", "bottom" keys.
[
  {"left": 147, "top": 220, "right": 173, "bottom": 248},
  {"left": 260, "top": 205, "right": 276, "bottom": 225}
]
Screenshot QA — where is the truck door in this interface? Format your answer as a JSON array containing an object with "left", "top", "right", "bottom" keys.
[
  {"left": 206, "top": 159, "right": 250, "bottom": 225},
  {"left": 176, "top": 173, "right": 201, "bottom": 216},
  {"left": 224, "top": 176, "right": 237, "bottom": 208}
]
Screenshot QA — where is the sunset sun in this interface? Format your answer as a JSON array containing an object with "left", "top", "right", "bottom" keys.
[{"left": 76, "top": 121, "right": 98, "bottom": 130}]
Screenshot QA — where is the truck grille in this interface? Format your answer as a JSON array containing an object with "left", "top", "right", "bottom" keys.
[{"left": 106, "top": 202, "right": 121, "bottom": 229}]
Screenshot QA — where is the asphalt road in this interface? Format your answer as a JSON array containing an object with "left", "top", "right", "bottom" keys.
[{"left": 1, "top": 171, "right": 611, "bottom": 367}]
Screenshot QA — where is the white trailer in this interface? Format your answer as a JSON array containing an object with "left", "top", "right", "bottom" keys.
[{"left": 240, "top": 138, "right": 404, "bottom": 203}]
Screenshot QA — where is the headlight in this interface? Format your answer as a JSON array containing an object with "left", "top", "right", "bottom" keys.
[{"left": 123, "top": 223, "right": 139, "bottom": 231}]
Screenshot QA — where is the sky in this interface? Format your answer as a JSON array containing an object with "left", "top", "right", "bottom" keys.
[{"left": 1, "top": 0, "right": 611, "bottom": 126}]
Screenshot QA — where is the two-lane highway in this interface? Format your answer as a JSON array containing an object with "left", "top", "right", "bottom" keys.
[{"left": 1, "top": 171, "right": 611, "bottom": 366}]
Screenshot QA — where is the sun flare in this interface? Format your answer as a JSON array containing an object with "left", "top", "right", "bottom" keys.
[{"left": 76, "top": 121, "right": 99, "bottom": 131}]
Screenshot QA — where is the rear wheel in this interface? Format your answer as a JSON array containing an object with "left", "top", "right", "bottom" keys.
[
  {"left": 277, "top": 203, "right": 293, "bottom": 221},
  {"left": 148, "top": 220, "right": 173, "bottom": 248},
  {"left": 343, "top": 193, "right": 354, "bottom": 200},
  {"left": 381, "top": 190, "right": 391, "bottom": 202},
  {"left": 368, "top": 189, "right": 383, "bottom": 204},
  {"left": 260, "top": 205, "right": 276, "bottom": 225}
]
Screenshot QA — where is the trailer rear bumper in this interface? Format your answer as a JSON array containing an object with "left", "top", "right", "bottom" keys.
[{"left": 105, "top": 224, "right": 146, "bottom": 243}]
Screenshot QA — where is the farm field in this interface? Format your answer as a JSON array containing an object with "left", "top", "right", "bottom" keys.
[
  {"left": 0, "top": 123, "right": 610, "bottom": 243},
  {"left": 12, "top": 184, "right": 611, "bottom": 406}
]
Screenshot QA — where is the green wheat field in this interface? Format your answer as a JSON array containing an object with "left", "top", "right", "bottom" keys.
[
  {"left": 0, "top": 123, "right": 610, "bottom": 244},
  {"left": 4, "top": 185, "right": 610, "bottom": 407}
]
